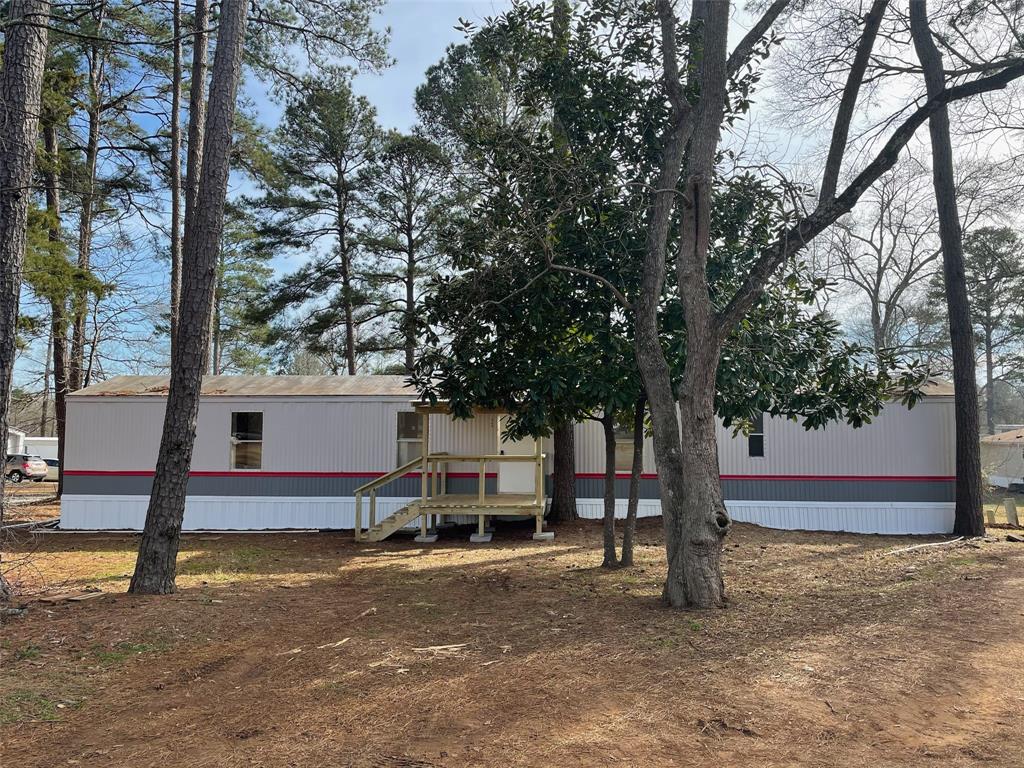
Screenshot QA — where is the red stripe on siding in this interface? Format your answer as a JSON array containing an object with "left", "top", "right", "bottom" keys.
[
  {"left": 573, "top": 472, "right": 955, "bottom": 482},
  {"left": 61, "top": 470, "right": 955, "bottom": 482},
  {"left": 63, "top": 470, "right": 499, "bottom": 479}
]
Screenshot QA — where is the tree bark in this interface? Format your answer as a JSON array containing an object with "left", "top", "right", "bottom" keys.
[
  {"left": 338, "top": 186, "right": 357, "bottom": 376},
  {"left": 43, "top": 124, "right": 69, "bottom": 494},
  {"left": 129, "top": 0, "right": 248, "bottom": 594},
  {"left": 620, "top": 394, "right": 645, "bottom": 567},
  {"left": 638, "top": 0, "right": 732, "bottom": 609},
  {"left": 211, "top": 242, "right": 223, "bottom": 374},
  {"left": 0, "top": 0, "right": 50, "bottom": 594},
  {"left": 404, "top": 214, "right": 416, "bottom": 372},
  {"left": 169, "top": 0, "right": 184, "bottom": 351},
  {"left": 184, "top": 0, "right": 209, "bottom": 220},
  {"left": 600, "top": 414, "right": 618, "bottom": 568},
  {"left": 910, "top": 0, "right": 984, "bottom": 537},
  {"left": 40, "top": 326, "right": 52, "bottom": 434},
  {"left": 548, "top": 421, "right": 578, "bottom": 522},
  {"left": 51, "top": 297, "right": 68, "bottom": 495},
  {"left": 984, "top": 325, "right": 995, "bottom": 436},
  {"left": 70, "top": 0, "right": 107, "bottom": 392}
]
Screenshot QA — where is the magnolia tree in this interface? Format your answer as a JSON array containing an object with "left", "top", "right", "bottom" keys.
[{"left": 411, "top": 1, "right": 944, "bottom": 593}]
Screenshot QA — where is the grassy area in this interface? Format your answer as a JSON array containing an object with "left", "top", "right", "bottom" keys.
[
  {"left": 2, "top": 520, "right": 1022, "bottom": 767},
  {"left": 984, "top": 486, "right": 1023, "bottom": 524}
]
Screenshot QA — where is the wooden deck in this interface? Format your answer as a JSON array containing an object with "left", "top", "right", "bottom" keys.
[
  {"left": 411, "top": 493, "right": 542, "bottom": 512},
  {"left": 353, "top": 406, "right": 550, "bottom": 543}
]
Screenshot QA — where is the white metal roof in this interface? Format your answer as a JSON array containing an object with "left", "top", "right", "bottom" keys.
[
  {"left": 981, "top": 428, "right": 1024, "bottom": 445},
  {"left": 68, "top": 374, "right": 957, "bottom": 401},
  {"left": 69, "top": 375, "right": 416, "bottom": 398}
]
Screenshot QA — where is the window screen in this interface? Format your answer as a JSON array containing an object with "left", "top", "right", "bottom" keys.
[
  {"left": 231, "top": 412, "right": 263, "bottom": 469},
  {"left": 397, "top": 412, "right": 423, "bottom": 465},
  {"left": 748, "top": 412, "right": 765, "bottom": 458}
]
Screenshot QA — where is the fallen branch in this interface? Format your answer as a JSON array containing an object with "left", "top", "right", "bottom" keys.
[
  {"left": 887, "top": 536, "right": 964, "bottom": 555},
  {"left": 412, "top": 643, "right": 468, "bottom": 653}
]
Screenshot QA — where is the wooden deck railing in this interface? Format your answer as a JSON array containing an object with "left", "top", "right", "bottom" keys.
[
  {"left": 353, "top": 450, "right": 546, "bottom": 541},
  {"left": 354, "top": 456, "right": 423, "bottom": 541}
]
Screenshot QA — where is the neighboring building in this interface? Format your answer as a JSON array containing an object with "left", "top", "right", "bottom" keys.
[
  {"left": 982, "top": 428, "right": 1024, "bottom": 489},
  {"left": 6, "top": 427, "right": 25, "bottom": 456},
  {"left": 61, "top": 375, "right": 957, "bottom": 535},
  {"left": 23, "top": 436, "right": 59, "bottom": 461}
]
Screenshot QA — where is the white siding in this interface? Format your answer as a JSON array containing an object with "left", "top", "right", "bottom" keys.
[
  {"left": 572, "top": 399, "right": 955, "bottom": 477},
  {"left": 572, "top": 498, "right": 953, "bottom": 535},
  {"left": 65, "top": 396, "right": 498, "bottom": 474},
  {"left": 61, "top": 494, "right": 417, "bottom": 530}
]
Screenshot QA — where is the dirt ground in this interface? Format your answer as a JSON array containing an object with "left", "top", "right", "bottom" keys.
[{"left": 2, "top": 518, "right": 1023, "bottom": 768}]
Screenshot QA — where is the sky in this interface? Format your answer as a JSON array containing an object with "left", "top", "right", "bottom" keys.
[
  {"left": 351, "top": 1, "right": 513, "bottom": 132},
  {"left": 242, "top": 1, "right": 513, "bottom": 135}
]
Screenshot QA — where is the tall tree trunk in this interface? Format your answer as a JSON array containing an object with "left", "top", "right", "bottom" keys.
[
  {"left": 0, "top": 0, "right": 50, "bottom": 596},
  {"left": 984, "top": 326, "right": 995, "bottom": 435},
  {"left": 620, "top": 394, "right": 645, "bottom": 567},
  {"left": 129, "top": 0, "right": 249, "bottom": 594},
  {"left": 600, "top": 414, "right": 618, "bottom": 568},
  {"left": 41, "top": 326, "right": 52, "bottom": 434},
  {"left": 43, "top": 124, "right": 68, "bottom": 494},
  {"left": 404, "top": 233, "right": 416, "bottom": 372},
  {"left": 211, "top": 243, "right": 223, "bottom": 375},
  {"left": 545, "top": 0, "right": 581, "bottom": 523},
  {"left": 51, "top": 299, "right": 68, "bottom": 495},
  {"left": 548, "top": 421, "right": 578, "bottom": 522},
  {"left": 668, "top": 344, "right": 730, "bottom": 608},
  {"left": 169, "top": 0, "right": 184, "bottom": 350},
  {"left": 910, "top": 0, "right": 984, "bottom": 537},
  {"left": 637, "top": 0, "right": 732, "bottom": 609},
  {"left": 184, "top": 0, "right": 209, "bottom": 220},
  {"left": 339, "top": 209, "right": 357, "bottom": 375},
  {"left": 70, "top": 2, "right": 106, "bottom": 392},
  {"left": 342, "top": 268, "right": 356, "bottom": 375}
]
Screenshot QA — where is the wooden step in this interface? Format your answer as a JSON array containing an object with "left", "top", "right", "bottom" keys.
[{"left": 362, "top": 503, "right": 424, "bottom": 542}]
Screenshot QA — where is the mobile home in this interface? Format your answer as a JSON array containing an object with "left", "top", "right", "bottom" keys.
[
  {"left": 23, "top": 436, "right": 59, "bottom": 461},
  {"left": 982, "top": 428, "right": 1024, "bottom": 489},
  {"left": 6, "top": 427, "right": 26, "bottom": 456},
  {"left": 61, "top": 375, "right": 957, "bottom": 535}
]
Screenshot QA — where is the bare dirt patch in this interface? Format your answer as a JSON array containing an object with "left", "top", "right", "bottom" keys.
[{"left": 2, "top": 519, "right": 1022, "bottom": 767}]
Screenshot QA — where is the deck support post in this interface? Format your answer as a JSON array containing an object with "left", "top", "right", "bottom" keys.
[
  {"left": 470, "top": 512, "right": 492, "bottom": 543},
  {"left": 421, "top": 412, "right": 430, "bottom": 501},
  {"left": 355, "top": 492, "right": 362, "bottom": 541},
  {"left": 532, "top": 437, "right": 553, "bottom": 540},
  {"left": 534, "top": 436, "right": 544, "bottom": 508},
  {"left": 369, "top": 491, "right": 376, "bottom": 529}
]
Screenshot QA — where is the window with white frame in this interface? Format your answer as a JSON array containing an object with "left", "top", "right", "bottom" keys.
[
  {"left": 397, "top": 411, "right": 423, "bottom": 466},
  {"left": 748, "top": 412, "right": 765, "bottom": 458},
  {"left": 230, "top": 412, "right": 263, "bottom": 469}
]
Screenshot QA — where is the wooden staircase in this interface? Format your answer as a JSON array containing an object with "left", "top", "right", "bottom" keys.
[
  {"left": 353, "top": 457, "right": 424, "bottom": 542},
  {"left": 360, "top": 501, "right": 424, "bottom": 542},
  {"left": 353, "top": 437, "right": 549, "bottom": 544}
]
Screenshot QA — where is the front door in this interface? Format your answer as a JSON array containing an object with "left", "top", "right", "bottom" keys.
[{"left": 497, "top": 416, "right": 536, "bottom": 494}]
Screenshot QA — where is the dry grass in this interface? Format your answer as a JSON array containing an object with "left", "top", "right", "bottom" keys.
[
  {"left": 984, "top": 487, "right": 1023, "bottom": 525},
  {"left": 2, "top": 519, "right": 1023, "bottom": 767}
]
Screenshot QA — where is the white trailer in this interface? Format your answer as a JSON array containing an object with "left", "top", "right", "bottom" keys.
[
  {"left": 60, "top": 375, "right": 957, "bottom": 535},
  {"left": 23, "top": 436, "right": 59, "bottom": 460}
]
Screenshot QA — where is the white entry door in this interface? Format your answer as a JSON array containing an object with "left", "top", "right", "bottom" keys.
[{"left": 497, "top": 416, "right": 536, "bottom": 494}]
